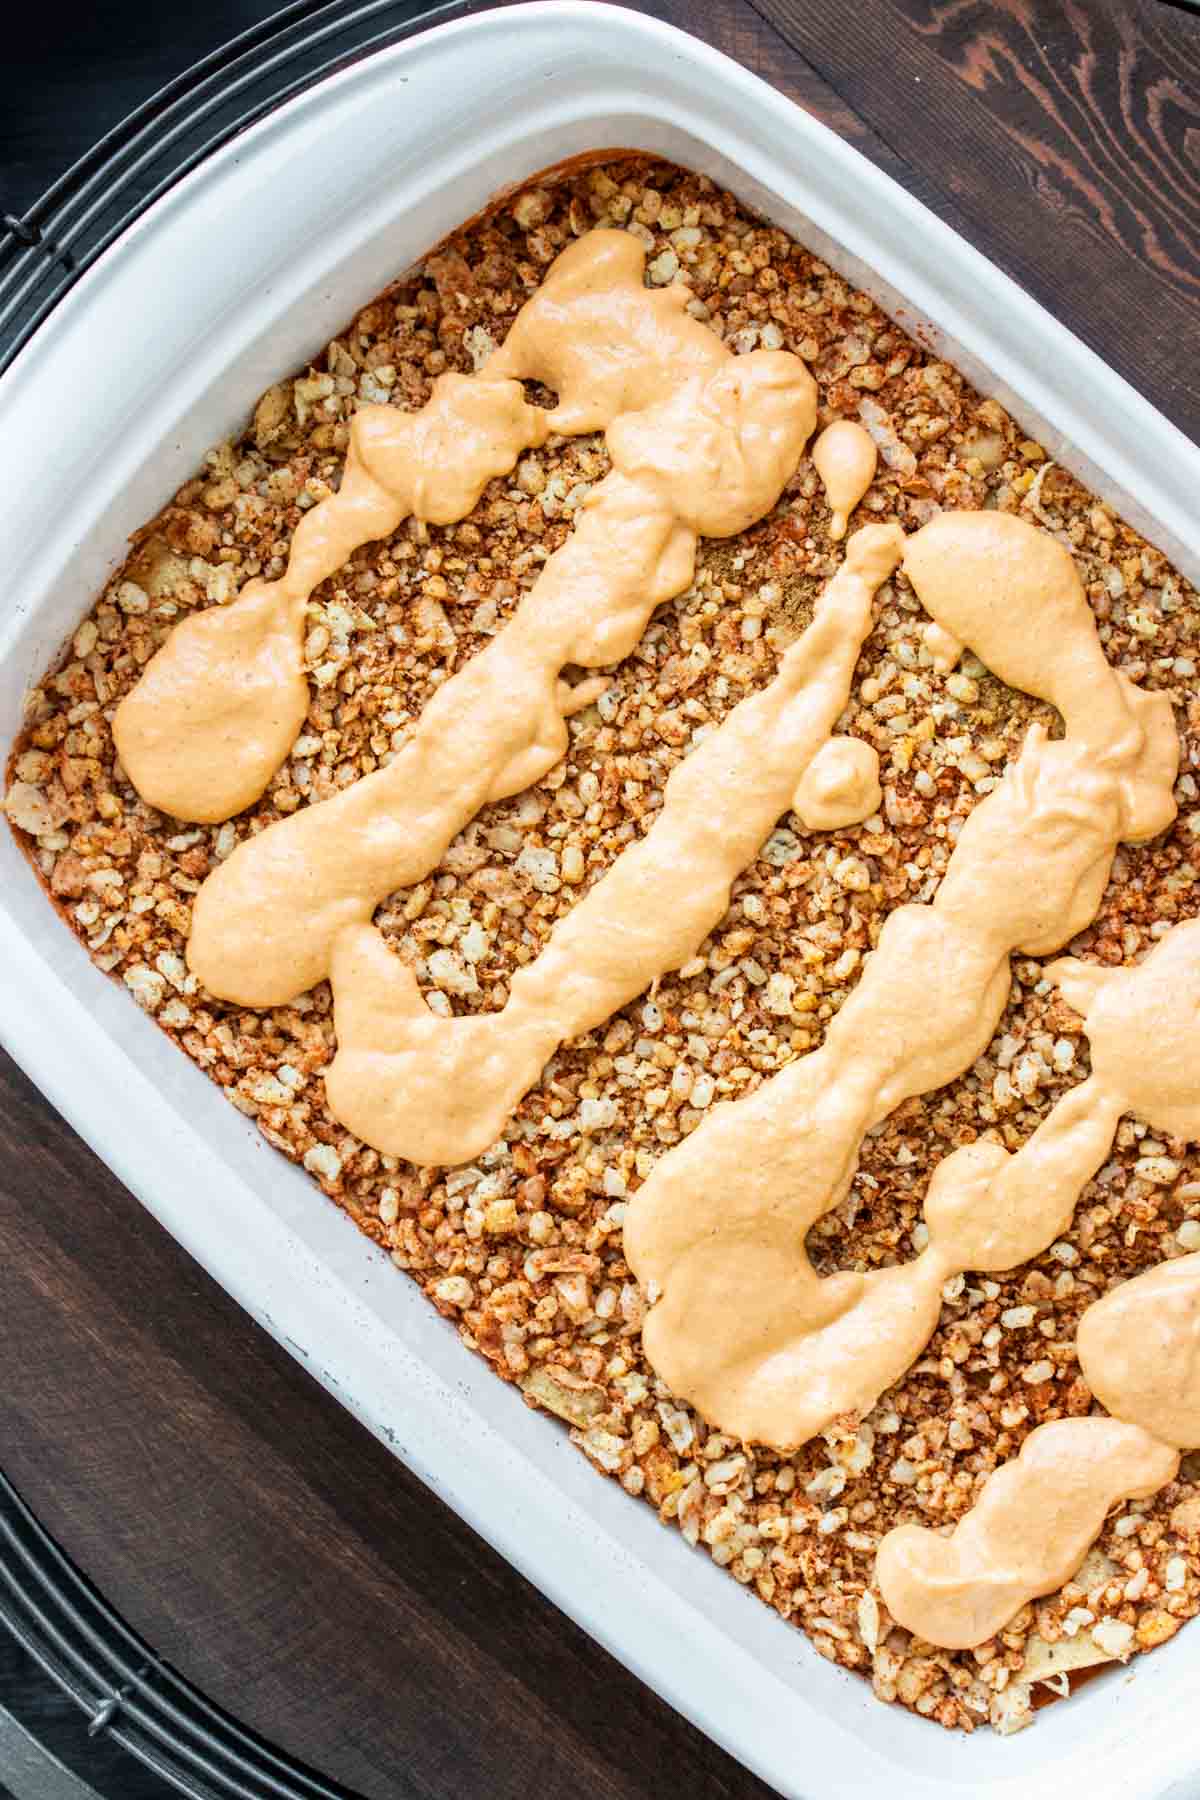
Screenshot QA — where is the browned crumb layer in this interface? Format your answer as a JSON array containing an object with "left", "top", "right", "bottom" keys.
[{"left": 8, "top": 156, "right": 1200, "bottom": 1737}]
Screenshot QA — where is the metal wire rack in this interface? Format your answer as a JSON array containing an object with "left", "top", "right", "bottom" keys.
[
  {"left": 0, "top": 1471, "right": 353, "bottom": 1798},
  {"left": 0, "top": 0, "right": 469, "bottom": 378},
  {"left": 1, "top": 13, "right": 466, "bottom": 1790}
]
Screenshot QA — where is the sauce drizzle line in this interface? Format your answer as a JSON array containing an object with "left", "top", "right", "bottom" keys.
[
  {"left": 625, "top": 511, "right": 1179, "bottom": 1452},
  {"left": 325, "top": 526, "right": 903, "bottom": 1165},
  {"left": 877, "top": 932, "right": 1200, "bottom": 1649},
  {"left": 184, "top": 231, "right": 818, "bottom": 1007}
]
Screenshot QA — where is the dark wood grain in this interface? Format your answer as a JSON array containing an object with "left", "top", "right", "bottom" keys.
[
  {"left": 743, "top": 0, "right": 1200, "bottom": 439},
  {"left": 0, "top": 1047, "right": 776, "bottom": 1800},
  {"left": 3, "top": 2, "right": 1199, "bottom": 1797}
]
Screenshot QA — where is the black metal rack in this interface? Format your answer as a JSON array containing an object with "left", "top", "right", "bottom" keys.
[
  {"left": 1, "top": 7, "right": 460, "bottom": 1792},
  {"left": 0, "top": 1472, "right": 350, "bottom": 1799},
  {"left": 0, "top": 0, "right": 470, "bottom": 378}
]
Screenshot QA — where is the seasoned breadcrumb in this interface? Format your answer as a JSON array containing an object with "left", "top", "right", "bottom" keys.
[{"left": 7, "top": 156, "right": 1200, "bottom": 1736}]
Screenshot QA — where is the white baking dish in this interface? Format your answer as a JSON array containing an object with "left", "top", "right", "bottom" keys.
[{"left": 3, "top": 6, "right": 1199, "bottom": 1795}]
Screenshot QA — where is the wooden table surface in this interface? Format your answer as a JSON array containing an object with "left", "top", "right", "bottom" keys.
[{"left": 3, "top": 3, "right": 1199, "bottom": 1796}]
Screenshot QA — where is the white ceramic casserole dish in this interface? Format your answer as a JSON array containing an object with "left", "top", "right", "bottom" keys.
[{"left": 3, "top": 5, "right": 1199, "bottom": 1794}]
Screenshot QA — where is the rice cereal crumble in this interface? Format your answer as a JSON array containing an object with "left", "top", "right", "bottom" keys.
[{"left": 8, "top": 157, "right": 1200, "bottom": 1737}]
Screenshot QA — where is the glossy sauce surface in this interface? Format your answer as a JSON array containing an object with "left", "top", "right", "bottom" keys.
[
  {"left": 811, "top": 418, "right": 877, "bottom": 540},
  {"left": 325, "top": 527, "right": 902, "bottom": 1164},
  {"left": 184, "top": 232, "right": 817, "bottom": 1006},
  {"left": 625, "top": 511, "right": 1179, "bottom": 1451}
]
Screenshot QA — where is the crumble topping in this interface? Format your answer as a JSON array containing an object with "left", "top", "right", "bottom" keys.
[{"left": 8, "top": 155, "right": 1200, "bottom": 1735}]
